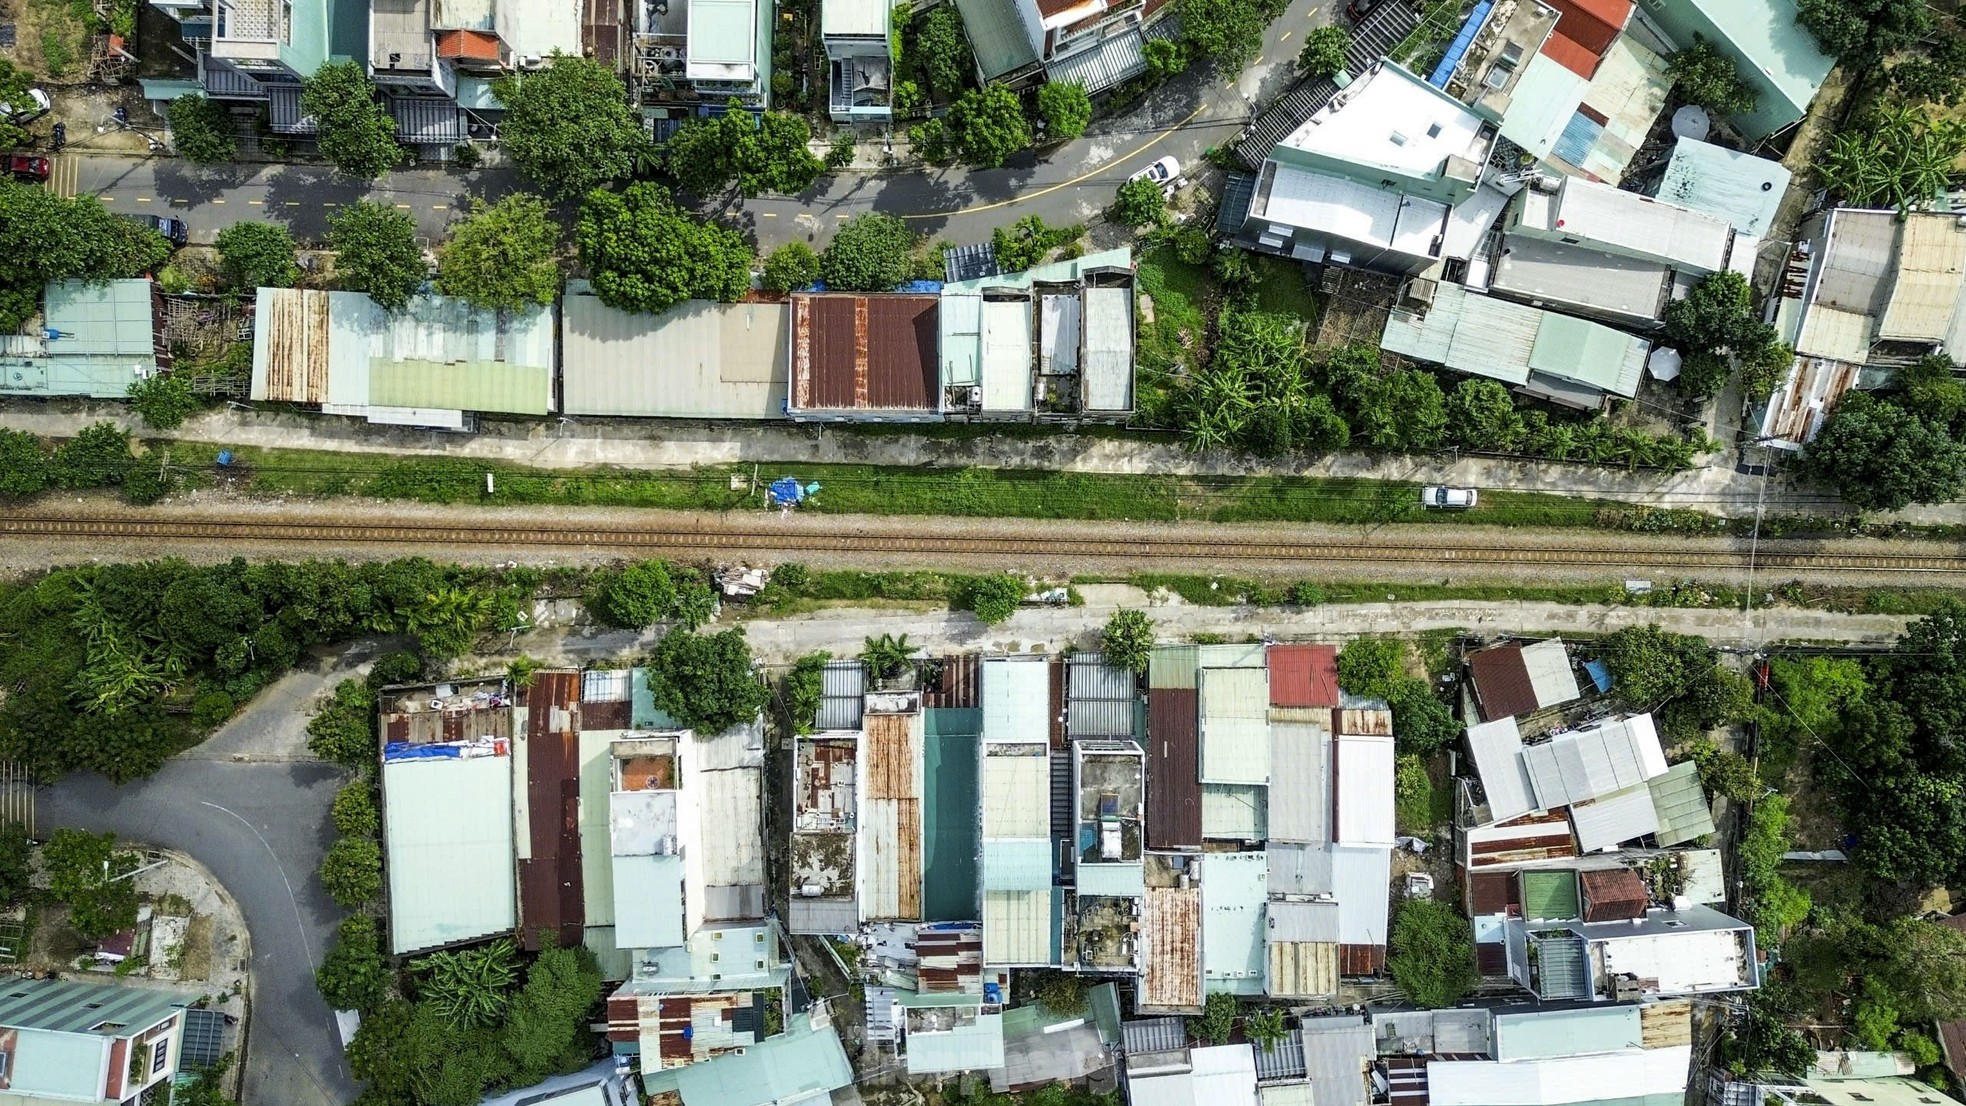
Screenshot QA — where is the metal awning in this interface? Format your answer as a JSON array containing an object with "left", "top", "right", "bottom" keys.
[
  {"left": 267, "top": 86, "right": 317, "bottom": 134},
  {"left": 1044, "top": 30, "right": 1146, "bottom": 96},
  {"left": 200, "top": 55, "right": 269, "bottom": 99},
  {"left": 391, "top": 97, "right": 467, "bottom": 144}
]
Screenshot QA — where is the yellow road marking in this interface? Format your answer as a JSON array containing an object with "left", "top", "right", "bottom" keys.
[
  {"left": 395, "top": 203, "right": 412, "bottom": 209},
  {"left": 284, "top": 201, "right": 299, "bottom": 206},
  {"left": 431, "top": 204, "right": 447, "bottom": 210},
  {"left": 902, "top": 100, "right": 1208, "bottom": 220},
  {"left": 135, "top": 196, "right": 151, "bottom": 202},
  {"left": 761, "top": 211, "right": 777, "bottom": 217},
  {"left": 211, "top": 198, "right": 225, "bottom": 203},
  {"left": 248, "top": 199, "right": 263, "bottom": 204},
  {"left": 1280, "top": 30, "right": 1292, "bottom": 40}
]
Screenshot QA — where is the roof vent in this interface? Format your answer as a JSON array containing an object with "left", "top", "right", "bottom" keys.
[{"left": 1390, "top": 132, "right": 1407, "bottom": 146}]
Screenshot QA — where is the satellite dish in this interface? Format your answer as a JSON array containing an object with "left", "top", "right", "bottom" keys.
[{"left": 1671, "top": 105, "right": 1711, "bottom": 142}]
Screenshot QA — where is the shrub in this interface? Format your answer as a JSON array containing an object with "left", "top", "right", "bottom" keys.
[
  {"left": 127, "top": 373, "right": 202, "bottom": 430},
  {"left": 763, "top": 242, "right": 821, "bottom": 294},
  {"left": 1101, "top": 609, "right": 1155, "bottom": 674},
  {"left": 1387, "top": 898, "right": 1478, "bottom": 1008},
  {"left": 784, "top": 651, "right": 831, "bottom": 735},
  {"left": 961, "top": 574, "right": 1026, "bottom": 625},
  {"left": 1337, "top": 638, "right": 1404, "bottom": 699},
  {"left": 316, "top": 915, "right": 391, "bottom": 1012},
  {"left": 647, "top": 628, "right": 768, "bottom": 732},
  {"left": 1298, "top": 24, "right": 1350, "bottom": 76},
  {"left": 320, "top": 835, "right": 383, "bottom": 908},
  {"left": 1113, "top": 177, "right": 1167, "bottom": 227},
  {"left": 590, "top": 560, "right": 678, "bottom": 629},
  {"left": 332, "top": 781, "right": 380, "bottom": 836},
  {"left": 308, "top": 680, "right": 379, "bottom": 766}
]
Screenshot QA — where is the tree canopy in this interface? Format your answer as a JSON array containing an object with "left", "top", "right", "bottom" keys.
[
  {"left": 435, "top": 193, "right": 562, "bottom": 312},
  {"left": 1796, "top": 0, "right": 1930, "bottom": 64},
  {"left": 1802, "top": 391, "right": 1966, "bottom": 511},
  {"left": 948, "top": 85, "right": 1031, "bottom": 168},
  {"left": 329, "top": 201, "right": 426, "bottom": 311},
  {"left": 1037, "top": 82, "right": 1091, "bottom": 141},
  {"left": 44, "top": 829, "right": 140, "bottom": 940},
  {"left": 575, "top": 183, "right": 752, "bottom": 315},
  {"left": 1819, "top": 104, "right": 1966, "bottom": 213},
  {"left": 215, "top": 221, "right": 299, "bottom": 291},
  {"left": 1179, "top": 0, "right": 1268, "bottom": 71},
  {"left": 664, "top": 103, "right": 826, "bottom": 197},
  {"left": 495, "top": 55, "right": 649, "bottom": 201},
  {"left": 991, "top": 215, "right": 1076, "bottom": 272},
  {"left": 0, "top": 61, "right": 35, "bottom": 151},
  {"left": 1298, "top": 24, "right": 1350, "bottom": 77},
  {"left": 762, "top": 242, "right": 820, "bottom": 294},
  {"left": 648, "top": 628, "right": 768, "bottom": 733},
  {"left": 1665, "top": 36, "right": 1756, "bottom": 114},
  {"left": 167, "top": 94, "right": 239, "bottom": 164},
  {"left": 1387, "top": 898, "right": 1478, "bottom": 1008},
  {"left": 912, "top": 5, "right": 973, "bottom": 101},
  {"left": 0, "top": 183, "right": 172, "bottom": 330},
  {"left": 1101, "top": 609, "right": 1155, "bottom": 675},
  {"left": 819, "top": 212, "right": 916, "bottom": 292},
  {"left": 1337, "top": 638, "right": 1404, "bottom": 699},
  {"left": 1113, "top": 177, "right": 1167, "bottom": 228},
  {"left": 127, "top": 374, "right": 202, "bottom": 430},
  {"left": 301, "top": 61, "right": 407, "bottom": 179}
]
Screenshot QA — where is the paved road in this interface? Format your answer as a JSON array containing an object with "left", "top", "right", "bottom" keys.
[
  {"left": 39, "top": 645, "right": 373, "bottom": 1106},
  {"left": 55, "top": 0, "right": 1334, "bottom": 248}
]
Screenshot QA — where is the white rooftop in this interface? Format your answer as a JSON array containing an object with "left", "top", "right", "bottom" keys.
[
  {"left": 1426, "top": 1045, "right": 1693, "bottom": 1106},
  {"left": 1525, "top": 176, "right": 1734, "bottom": 273},
  {"left": 1278, "top": 62, "right": 1486, "bottom": 179},
  {"left": 1521, "top": 714, "right": 1667, "bottom": 810}
]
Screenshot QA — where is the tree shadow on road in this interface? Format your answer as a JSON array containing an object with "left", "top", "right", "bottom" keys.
[
  {"left": 151, "top": 159, "right": 262, "bottom": 209},
  {"left": 261, "top": 164, "right": 371, "bottom": 243}
]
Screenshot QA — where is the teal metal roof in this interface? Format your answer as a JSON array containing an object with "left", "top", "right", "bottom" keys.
[
  {"left": 1076, "top": 861, "right": 1146, "bottom": 898},
  {"left": 952, "top": 0, "right": 1037, "bottom": 80},
  {"left": 1529, "top": 312, "right": 1644, "bottom": 393},
  {"left": 1655, "top": 137, "right": 1792, "bottom": 238},
  {"left": 14, "top": 1030, "right": 111, "bottom": 1100},
  {"left": 983, "top": 839, "right": 1053, "bottom": 891},
  {"left": 1648, "top": 760, "right": 1716, "bottom": 846},
  {"left": 384, "top": 753, "right": 517, "bottom": 954},
  {"left": 1672, "top": 0, "right": 1831, "bottom": 118},
  {"left": 142, "top": 78, "right": 205, "bottom": 100},
  {"left": 46, "top": 280, "right": 157, "bottom": 358},
  {"left": 662, "top": 1014, "right": 853, "bottom": 1106},
  {"left": 0, "top": 978, "right": 190, "bottom": 1035},
  {"left": 1492, "top": 1004, "right": 1641, "bottom": 1061},
  {"left": 687, "top": 0, "right": 757, "bottom": 66},
  {"left": 632, "top": 667, "right": 682, "bottom": 729},
  {"left": 1149, "top": 645, "right": 1199, "bottom": 690},
  {"left": 1202, "top": 851, "right": 1267, "bottom": 995},
  {"left": 904, "top": 1013, "right": 1007, "bottom": 1073},
  {"left": 1497, "top": 54, "right": 1590, "bottom": 159},
  {"left": 367, "top": 294, "right": 556, "bottom": 416},
  {"left": 611, "top": 853, "right": 686, "bottom": 949},
  {"left": 1089, "top": 982, "right": 1123, "bottom": 1045}
]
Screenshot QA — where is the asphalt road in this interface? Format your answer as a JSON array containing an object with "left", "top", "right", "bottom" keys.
[
  {"left": 57, "top": 0, "right": 1333, "bottom": 249},
  {"left": 39, "top": 645, "right": 372, "bottom": 1106}
]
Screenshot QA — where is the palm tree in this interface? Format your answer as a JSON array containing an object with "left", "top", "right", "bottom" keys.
[
  {"left": 1244, "top": 1007, "right": 1289, "bottom": 1052},
  {"left": 413, "top": 938, "right": 519, "bottom": 1027},
  {"left": 860, "top": 633, "right": 915, "bottom": 684}
]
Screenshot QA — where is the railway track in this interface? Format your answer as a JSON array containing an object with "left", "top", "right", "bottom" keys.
[{"left": 5, "top": 513, "right": 1966, "bottom": 575}]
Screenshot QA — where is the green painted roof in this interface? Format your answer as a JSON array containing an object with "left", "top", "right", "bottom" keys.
[
  {"left": 1529, "top": 312, "right": 1636, "bottom": 389},
  {"left": 367, "top": 360, "right": 552, "bottom": 415},
  {"left": 1655, "top": 138, "right": 1792, "bottom": 239},
  {"left": 1089, "top": 982, "right": 1123, "bottom": 1045},
  {"left": 1648, "top": 760, "right": 1716, "bottom": 846},
  {"left": 982, "top": 839, "right": 1053, "bottom": 891},
  {"left": 1520, "top": 870, "right": 1581, "bottom": 921},
  {"left": 630, "top": 667, "right": 682, "bottom": 730},
  {"left": 0, "top": 978, "right": 189, "bottom": 1035},
  {"left": 1492, "top": 1004, "right": 1641, "bottom": 1061},
  {"left": 951, "top": 0, "right": 1037, "bottom": 80},
  {"left": 664, "top": 1014, "right": 853, "bottom": 1106}
]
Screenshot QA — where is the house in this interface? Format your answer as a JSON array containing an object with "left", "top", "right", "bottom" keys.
[
  {"left": 1380, "top": 279, "right": 1651, "bottom": 410},
  {"left": 1459, "top": 713, "right": 1708, "bottom": 855},
  {"left": 823, "top": 0, "right": 894, "bottom": 120},
  {"left": 635, "top": 1010, "right": 856, "bottom": 1106},
  {"left": 0, "top": 978, "right": 193, "bottom": 1105},
  {"left": 1068, "top": 738, "right": 1147, "bottom": 973},
  {"left": 1760, "top": 208, "right": 1966, "bottom": 448},
  {"left": 1409, "top": 1002, "right": 1696, "bottom": 1106},
  {"left": 981, "top": 656, "right": 1056, "bottom": 968},
  {"left": 949, "top": 0, "right": 1150, "bottom": 93},
  {"left": 1230, "top": 60, "right": 1505, "bottom": 277},
  {"left": 561, "top": 285, "right": 789, "bottom": 420},
  {"left": 1651, "top": 138, "right": 1792, "bottom": 241},
  {"left": 1465, "top": 640, "right": 1582, "bottom": 722},
  {"left": 1506, "top": 902, "right": 1755, "bottom": 1000},
  {"left": 0, "top": 280, "right": 168, "bottom": 400},
  {"left": 786, "top": 292, "right": 941, "bottom": 421},
  {"left": 1125, "top": 1036, "right": 1260, "bottom": 1106},
  {"left": 687, "top": 0, "right": 773, "bottom": 103},
  {"left": 249, "top": 288, "right": 556, "bottom": 429},
  {"left": 1631, "top": 0, "right": 1834, "bottom": 142},
  {"left": 1715, "top": 1052, "right": 1962, "bottom": 1106},
  {"left": 939, "top": 249, "right": 1137, "bottom": 423}
]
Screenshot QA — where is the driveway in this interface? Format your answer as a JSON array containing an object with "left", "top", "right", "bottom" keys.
[
  {"left": 38, "top": 644, "right": 375, "bottom": 1106},
  {"left": 55, "top": 0, "right": 1336, "bottom": 249}
]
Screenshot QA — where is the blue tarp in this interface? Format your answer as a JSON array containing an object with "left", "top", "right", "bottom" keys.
[
  {"left": 768, "top": 477, "right": 804, "bottom": 506},
  {"left": 1429, "top": 0, "right": 1496, "bottom": 88},
  {"left": 896, "top": 280, "right": 944, "bottom": 293},
  {"left": 383, "top": 742, "right": 461, "bottom": 761},
  {"left": 1584, "top": 659, "right": 1612, "bottom": 693}
]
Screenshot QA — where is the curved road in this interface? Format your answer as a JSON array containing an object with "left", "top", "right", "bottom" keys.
[
  {"left": 61, "top": 0, "right": 1334, "bottom": 247},
  {"left": 40, "top": 646, "right": 369, "bottom": 1106}
]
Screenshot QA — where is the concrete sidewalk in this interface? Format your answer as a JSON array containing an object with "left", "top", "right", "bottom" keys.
[{"left": 1, "top": 403, "right": 1879, "bottom": 521}]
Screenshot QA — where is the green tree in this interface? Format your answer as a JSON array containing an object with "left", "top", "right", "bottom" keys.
[
  {"left": 215, "top": 221, "right": 299, "bottom": 291},
  {"left": 1664, "top": 271, "right": 1766, "bottom": 356},
  {"left": 992, "top": 215, "right": 1076, "bottom": 272},
  {"left": 413, "top": 937, "right": 520, "bottom": 1027},
  {"left": 502, "top": 944, "right": 604, "bottom": 1080},
  {"left": 0, "top": 184, "right": 173, "bottom": 330},
  {"left": 589, "top": 560, "right": 678, "bottom": 628},
  {"left": 167, "top": 94, "right": 239, "bottom": 164},
  {"left": 1891, "top": 52, "right": 1966, "bottom": 107},
  {"left": 1386, "top": 897, "right": 1478, "bottom": 1008},
  {"left": 648, "top": 628, "right": 768, "bottom": 732},
  {"left": 914, "top": 5, "right": 973, "bottom": 100},
  {"left": 1113, "top": 176, "right": 1167, "bottom": 228},
  {"left": 309, "top": 679, "right": 379, "bottom": 766},
  {"left": 1818, "top": 104, "right": 1966, "bottom": 212},
  {"left": 1179, "top": 0, "right": 1266, "bottom": 69},
  {"left": 315, "top": 914, "right": 391, "bottom": 1012},
  {"left": 0, "top": 823, "right": 28, "bottom": 909},
  {"left": 1666, "top": 35, "right": 1756, "bottom": 114},
  {"left": 301, "top": 61, "right": 406, "bottom": 180},
  {"left": 495, "top": 54, "right": 648, "bottom": 201},
  {"left": 1725, "top": 999, "right": 1813, "bottom": 1078},
  {"left": 1030, "top": 969, "right": 1087, "bottom": 1014},
  {"left": 1802, "top": 391, "right": 1966, "bottom": 511},
  {"left": 1192, "top": 991, "right": 1237, "bottom": 1044},
  {"left": 784, "top": 651, "right": 832, "bottom": 736},
  {"left": 328, "top": 201, "right": 426, "bottom": 311},
  {"left": 1337, "top": 638, "right": 1404, "bottom": 699},
  {"left": 763, "top": 242, "right": 821, "bottom": 294},
  {"left": 331, "top": 780, "right": 380, "bottom": 836},
  {"left": 1687, "top": 741, "right": 1758, "bottom": 803},
  {"left": 948, "top": 85, "right": 1031, "bottom": 168},
  {"left": 170, "top": 1053, "right": 239, "bottom": 1106},
  {"left": 1037, "top": 81, "right": 1092, "bottom": 141},
  {"left": 861, "top": 633, "right": 915, "bottom": 683},
  {"left": 1796, "top": 0, "right": 1930, "bottom": 64},
  {"left": 910, "top": 117, "right": 953, "bottom": 164},
  {"left": 1598, "top": 624, "right": 1711, "bottom": 710},
  {"left": 1387, "top": 677, "right": 1458, "bottom": 754},
  {"left": 666, "top": 105, "right": 826, "bottom": 197},
  {"left": 435, "top": 193, "right": 562, "bottom": 312},
  {"left": 1101, "top": 609, "right": 1155, "bottom": 675},
  {"left": 44, "top": 829, "right": 140, "bottom": 941},
  {"left": 126, "top": 374, "right": 201, "bottom": 430},
  {"left": 819, "top": 212, "right": 916, "bottom": 292},
  {"left": 1737, "top": 341, "right": 1794, "bottom": 403},
  {"left": 0, "top": 429, "right": 49, "bottom": 499},
  {"left": 670, "top": 570, "right": 717, "bottom": 630},
  {"left": 0, "top": 61, "right": 35, "bottom": 150},
  {"left": 1245, "top": 1007, "right": 1288, "bottom": 1052},
  {"left": 319, "top": 834, "right": 383, "bottom": 908},
  {"left": 1144, "top": 38, "right": 1189, "bottom": 80},
  {"left": 1444, "top": 378, "right": 1523, "bottom": 451},
  {"left": 1345, "top": 367, "right": 1447, "bottom": 451},
  {"left": 962, "top": 574, "right": 1026, "bottom": 625},
  {"left": 1894, "top": 355, "right": 1966, "bottom": 432},
  {"left": 1297, "top": 24, "right": 1350, "bottom": 77},
  {"left": 576, "top": 182, "right": 752, "bottom": 315}
]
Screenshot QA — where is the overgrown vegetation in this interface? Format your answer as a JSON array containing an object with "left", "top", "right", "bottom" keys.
[
  {"left": 647, "top": 628, "right": 767, "bottom": 733},
  {"left": 1101, "top": 609, "right": 1155, "bottom": 675},
  {"left": 1386, "top": 898, "right": 1477, "bottom": 1008},
  {"left": 1803, "top": 373, "right": 1966, "bottom": 511}
]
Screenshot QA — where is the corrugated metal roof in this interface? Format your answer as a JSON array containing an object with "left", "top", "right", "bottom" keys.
[
  {"left": 820, "top": 0, "right": 886, "bottom": 37},
  {"left": 1490, "top": 233, "right": 1672, "bottom": 325},
  {"left": 1655, "top": 138, "right": 1790, "bottom": 239},
  {"left": 1519, "top": 641, "right": 1580, "bottom": 709},
  {"left": 861, "top": 712, "right": 923, "bottom": 920},
  {"left": 1646, "top": 760, "right": 1715, "bottom": 846},
  {"left": 613, "top": 852, "right": 686, "bottom": 947},
  {"left": 1200, "top": 667, "right": 1270, "bottom": 785},
  {"left": 267, "top": 84, "right": 316, "bottom": 133},
  {"left": 0, "top": 979, "right": 188, "bottom": 1037},
  {"left": 981, "top": 298, "right": 1034, "bottom": 412},
  {"left": 1124, "top": 1016, "right": 1188, "bottom": 1053},
  {"left": 671, "top": 1013, "right": 854, "bottom": 1106},
  {"left": 1198, "top": 644, "right": 1268, "bottom": 669},
  {"left": 1267, "top": 718, "right": 1330, "bottom": 844},
  {"left": 789, "top": 293, "right": 940, "bottom": 413},
  {"left": 1878, "top": 214, "right": 1966, "bottom": 341},
  {"left": 939, "top": 292, "right": 982, "bottom": 389},
  {"left": 385, "top": 752, "right": 518, "bottom": 953},
  {"left": 1202, "top": 783, "right": 1267, "bottom": 842},
  {"left": 1268, "top": 842, "right": 1332, "bottom": 896},
  {"left": 1385, "top": 283, "right": 1543, "bottom": 387},
  {"left": 686, "top": 0, "right": 757, "bottom": 70},
  {"left": 1528, "top": 311, "right": 1647, "bottom": 396},
  {"left": 982, "top": 748, "right": 1050, "bottom": 838},
  {"left": 1529, "top": 931, "right": 1591, "bottom": 999},
  {"left": 1077, "top": 860, "right": 1144, "bottom": 897},
  {"left": 1083, "top": 286, "right": 1133, "bottom": 412},
  {"left": 951, "top": 0, "right": 1037, "bottom": 79},
  {"left": 1540, "top": 176, "right": 1732, "bottom": 272},
  {"left": 1570, "top": 782, "right": 1660, "bottom": 851},
  {"left": 1266, "top": 899, "right": 1340, "bottom": 943},
  {"left": 790, "top": 897, "right": 859, "bottom": 934},
  {"left": 1519, "top": 869, "right": 1580, "bottom": 921},
  {"left": 1202, "top": 852, "right": 1267, "bottom": 993},
  {"left": 1268, "top": 645, "right": 1340, "bottom": 708},
  {"left": 1334, "top": 735, "right": 1393, "bottom": 847},
  {"left": 1299, "top": 1016, "right": 1373, "bottom": 1106},
  {"left": 1254, "top": 1029, "right": 1309, "bottom": 1081},
  {"left": 1758, "top": 354, "right": 1860, "bottom": 449},
  {"left": 1068, "top": 652, "right": 1137, "bottom": 738},
  {"left": 562, "top": 289, "right": 788, "bottom": 419},
  {"left": 1043, "top": 28, "right": 1145, "bottom": 93},
  {"left": 1147, "top": 689, "right": 1202, "bottom": 849},
  {"left": 43, "top": 280, "right": 156, "bottom": 358},
  {"left": 1674, "top": 0, "right": 1831, "bottom": 122},
  {"left": 985, "top": 656, "right": 1052, "bottom": 743},
  {"left": 1580, "top": 867, "right": 1650, "bottom": 922},
  {"left": 1425, "top": 1045, "right": 1692, "bottom": 1106},
  {"left": 1330, "top": 844, "right": 1390, "bottom": 947},
  {"left": 1141, "top": 886, "right": 1202, "bottom": 1010},
  {"left": 367, "top": 294, "right": 555, "bottom": 416},
  {"left": 1468, "top": 645, "right": 1537, "bottom": 721},
  {"left": 816, "top": 659, "right": 866, "bottom": 732},
  {"left": 1465, "top": 717, "right": 1537, "bottom": 823},
  {"left": 906, "top": 1013, "right": 1008, "bottom": 1073},
  {"left": 1521, "top": 714, "right": 1666, "bottom": 809},
  {"left": 391, "top": 96, "right": 466, "bottom": 143},
  {"left": 1498, "top": 53, "right": 1591, "bottom": 156},
  {"left": 983, "top": 888, "right": 1053, "bottom": 965},
  {"left": 1150, "top": 646, "right": 1200, "bottom": 690}
]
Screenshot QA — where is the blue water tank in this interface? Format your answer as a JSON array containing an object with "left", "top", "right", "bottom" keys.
[{"left": 983, "top": 982, "right": 1002, "bottom": 1004}]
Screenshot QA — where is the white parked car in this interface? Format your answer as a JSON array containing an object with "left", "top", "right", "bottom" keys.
[
  {"left": 1, "top": 88, "right": 51, "bottom": 122},
  {"left": 1129, "top": 156, "right": 1181, "bottom": 191},
  {"left": 1421, "top": 485, "right": 1478, "bottom": 509}
]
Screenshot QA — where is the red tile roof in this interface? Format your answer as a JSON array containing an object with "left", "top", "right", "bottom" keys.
[
  {"left": 790, "top": 294, "right": 940, "bottom": 412},
  {"left": 1539, "top": 0, "right": 1631, "bottom": 78},
  {"left": 1268, "top": 645, "right": 1340, "bottom": 708},
  {"left": 1540, "top": 31, "right": 1602, "bottom": 78}
]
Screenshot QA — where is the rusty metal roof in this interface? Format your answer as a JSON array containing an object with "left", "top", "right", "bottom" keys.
[
  {"left": 1468, "top": 645, "right": 1538, "bottom": 721},
  {"left": 520, "top": 670, "right": 585, "bottom": 950},
  {"left": 789, "top": 293, "right": 940, "bottom": 412},
  {"left": 1269, "top": 645, "right": 1340, "bottom": 708},
  {"left": 1580, "top": 867, "right": 1650, "bottom": 922},
  {"left": 1147, "top": 689, "right": 1201, "bottom": 850}
]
